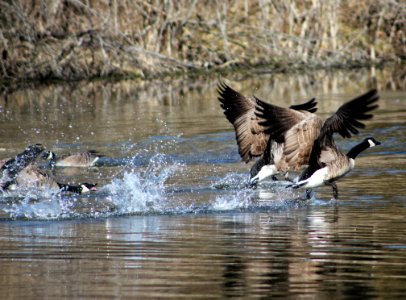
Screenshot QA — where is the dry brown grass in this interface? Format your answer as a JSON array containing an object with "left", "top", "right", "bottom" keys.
[{"left": 0, "top": 0, "right": 404, "bottom": 83}]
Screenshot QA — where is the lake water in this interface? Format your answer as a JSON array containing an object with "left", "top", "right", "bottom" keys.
[{"left": 0, "top": 66, "right": 405, "bottom": 298}]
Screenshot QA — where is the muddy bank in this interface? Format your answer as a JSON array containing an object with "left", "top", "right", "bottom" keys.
[{"left": 0, "top": 1, "right": 404, "bottom": 84}]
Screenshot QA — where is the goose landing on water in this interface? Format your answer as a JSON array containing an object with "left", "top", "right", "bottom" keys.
[
  {"left": 217, "top": 81, "right": 320, "bottom": 187},
  {"left": 283, "top": 88, "right": 380, "bottom": 200},
  {"left": 288, "top": 137, "right": 381, "bottom": 200},
  {"left": 217, "top": 81, "right": 379, "bottom": 188}
]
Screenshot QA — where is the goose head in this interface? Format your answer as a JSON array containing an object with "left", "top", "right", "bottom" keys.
[
  {"left": 42, "top": 150, "right": 56, "bottom": 162},
  {"left": 365, "top": 137, "right": 381, "bottom": 148}
]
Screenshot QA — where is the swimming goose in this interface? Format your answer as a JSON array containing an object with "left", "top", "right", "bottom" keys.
[
  {"left": 43, "top": 150, "right": 101, "bottom": 167},
  {"left": 0, "top": 144, "right": 45, "bottom": 190},
  {"left": 218, "top": 81, "right": 321, "bottom": 185},
  {"left": 287, "top": 137, "right": 381, "bottom": 199},
  {"left": 10, "top": 164, "right": 97, "bottom": 194}
]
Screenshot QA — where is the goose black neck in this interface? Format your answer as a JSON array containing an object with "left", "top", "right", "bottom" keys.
[{"left": 347, "top": 141, "right": 369, "bottom": 159}]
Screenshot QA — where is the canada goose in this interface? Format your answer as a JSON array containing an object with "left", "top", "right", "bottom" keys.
[
  {"left": 0, "top": 144, "right": 45, "bottom": 190},
  {"left": 10, "top": 164, "right": 97, "bottom": 194},
  {"left": 218, "top": 82, "right": 379, "bottom": 187},
  {"left": 287, "top": 136, "right": 381, "bottom": 199},
  {"left": 43, "top": 150, "right": 101, "bottom": 167},
  {"left": 280, "top": 89, "right": 380, "bottom": 199},
  {"left": 218, "top": 81, "right": 320, "bottom": 185}
]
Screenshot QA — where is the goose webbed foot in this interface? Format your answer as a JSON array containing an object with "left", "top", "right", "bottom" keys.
[
  {"left": 305, "top": 189, "right": 314, "bottom": 200},
  {"left": 284, "top": 176, "right": 293, "bottom": 182},
  {"left": 247, "top": 178, "right": 258, "bottom": 189},
  {"left": 247, "top": 173, "right": 278, "bottom": 189},
  {"left": 326, "top": 182, "right": 338, "bottom": 200},
  {"left": 249, "top": 183, "right": 258, "bottom": 190},
  {"left": 283, "top": 172, "right": 293, "bottom": 182}
]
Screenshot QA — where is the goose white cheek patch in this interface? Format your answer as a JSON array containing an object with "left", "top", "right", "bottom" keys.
[{"left": 368, "top": 139, "right": 376, "bottom": 147}]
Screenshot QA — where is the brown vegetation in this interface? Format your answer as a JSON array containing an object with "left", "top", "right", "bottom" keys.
[{"left": 0, "top": 0, "right": 404, "bottom": 83}]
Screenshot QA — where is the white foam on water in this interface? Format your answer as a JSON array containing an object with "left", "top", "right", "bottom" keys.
[
  {"left": 2, "top": 188, "right": 75, "bottom": 220},
  {"left": 210, "top": 172, "right": 249, "bottom": 190},
  {"left": 95, "top": 153, "right": 184, "bottom": 215},
  {"left": 212, "top": 191, "right": 252, "bottom": 211},
  {"left": 211, "top": 179, "right": 306, "bottom": 212}
]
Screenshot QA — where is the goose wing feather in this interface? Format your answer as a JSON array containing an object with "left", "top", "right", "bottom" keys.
[
  {"left": 16, "top": 165, "right": 60, "bottom": 189},
  {"left": 301, "top": 89, "right": 379, "bottom": 181},
  {"left": 283, "top": 116, "right": 323, "bottom": 170},
  {"left": 320, "top": 89, "right": 379, "bottom": 142},
  {"left": 255, "top": 97, "right": 318, "bottom": 142},
  {"left": 218, "top": 81, "right": 269, "bottom": 162},
  {"left": 289, "top": 98, "right": 318, "bottom": 113},
  {"left": 218, "top": 81, "right": 320, "bottom": 164}
]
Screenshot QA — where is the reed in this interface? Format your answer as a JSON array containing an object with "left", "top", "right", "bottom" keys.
[{"left": 0, "top": 0, "right": 403, "bottom": 83}]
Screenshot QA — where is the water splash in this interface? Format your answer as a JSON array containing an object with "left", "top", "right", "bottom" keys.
[
  {"left": 0, "top": 154, "right": 185, "bottom": 220},
  {"left": 103, "top": 154, "right": 184, "bottom": 214},
  {"left": 1, "top": 188, "right": 76, "bottom": 220},
  {"left": 211, "top": 172, "right": 249, "bottom": 190},
  {"left": 211, "top": 179, "right": 307, "bottom": 212},
  {"left": 0, "top": 153, "right": 316, "bottom": 221},
  {"left": 212, "top": 190, "right": 253, "bottom": 211}
]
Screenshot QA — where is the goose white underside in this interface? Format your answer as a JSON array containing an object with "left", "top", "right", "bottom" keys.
[
  {"left": 250, "top": 165, "right": 278, "bottom": 184},
  {"left": 293, "top": 158, "right": 355, "bottom": 189},
  {"left": 294, "top": 167, "right": 329, "bottom": 189}
]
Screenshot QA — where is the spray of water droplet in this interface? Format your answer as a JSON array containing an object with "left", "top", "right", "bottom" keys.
[
  {"left": 103, "top": 153, "right": 184, "bottom": 215},
  {"left": 2, "top": 188, "right": 73, "bottom": 220}
]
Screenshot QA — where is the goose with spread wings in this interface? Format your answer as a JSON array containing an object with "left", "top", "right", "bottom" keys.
[
  {"left": 218, "top": 82, "right": 379, "bottom": 190},
  {"left": 286, "top": 90, "right": 380, "bottom": 199},
  {"left": 218, "top": 81, "right": 321, "bottom": 186}
]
